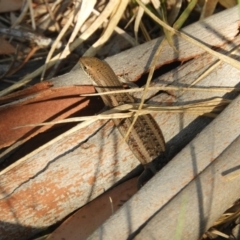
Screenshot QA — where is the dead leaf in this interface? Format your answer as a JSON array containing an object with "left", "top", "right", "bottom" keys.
[
  {"left": 0, "top": 37, "right": 16, "bottom": 55},
  {"left": 0, "top": 0, "right": 23, "bottom": 13},
  {"left": 47, "top": 177, "right": 138, "bottom": 240},
  {"left": 0, "top": 83, "right": 96, "bottom": 149}
]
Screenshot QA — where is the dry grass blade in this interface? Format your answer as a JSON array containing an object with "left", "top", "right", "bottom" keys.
[
  {"left": 27, "top": 0, "right": 36, "bottom": 30},
  {"left": 122, "top": 38, "right": 167, "bottom": 142},
  {"left": 159, "top": 0, "right": 176, "bottom": 50},
  {"left": 172, "top": 0, "right": 197, "bottom": 30},
  {"left": 11, "top": 0, "right": 29, "bottom": 27},
  {"left": 188, "top": 45, "right": 240, "bottom": 88},
  {"left": 202, "top": 200, "right": 240, "bottom": 239},
  {"left": 219, "top": 0, "right": 238, "bottom": 8},
  {"left": 44, "top": 0, "right": 96, "bottom": 78},
  {"left": 91, "top": 8, "right": 136, "bottom": 46},
  {"left": 213, "top": 210, "right": 240, "bottom": 227},
  {"left": 80, "top": 86, "right": 240, "bottom": 97},
  {"left": 41, "top": 13, "right": 74, "bottom": 80},
  {"left": 223, "top": 167, "right": 240, "bottom": 181},
  {"left": 69, "top": 0, "right": 97, "bottom": 43},
  {"left": 71, "top": 0, "right": 120, "bottom": 51},
  {"left": 0, "top": 28, "right": 57, "bottom": 48},
  {"left": 134, "top": 5, "right": 144, "bottom": 43},
  {"left": 200, "top": 0, "right": 218, "bottom": 19},
  {"left": 15, "top": 97, "right": 230, "bottom": 128},
  {"left": 207, "top": 229, "right": 229, "bottom": 238},
  {"left": 150, "top": 0, "right": 160, "bottom": 9},
  {"left": 168, "top": 0, "right": 182, "bottom": 25},
  {"left": 83, "top": 0, "right": 129, "bottom": 56}
]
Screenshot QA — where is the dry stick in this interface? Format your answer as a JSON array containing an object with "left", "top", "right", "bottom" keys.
[
  {"left": 7, "top": 46, "right": 39, "bottom": 76},
  {"left": 0, "top": 52, "right": 46, "bottom": 63},
  {"left": 0, "top": 45, "right": 20, "bottom": 79}
]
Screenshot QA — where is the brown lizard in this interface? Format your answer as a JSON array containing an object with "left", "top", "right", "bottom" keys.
[{"left": 79, "top": 57, "right": 166, "bottom": 187}]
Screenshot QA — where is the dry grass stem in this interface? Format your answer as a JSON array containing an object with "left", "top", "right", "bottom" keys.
[
  {"left": 83, "top": 0, "right": 129, "bottom": 56},
  {"left": 188, "top": 45, "right": 240, "bottom": 88},
  {"left": 80, "top": 86, "right": 240, "bottom": 97},
  {"left": 16, "top": 97, "right": 230, "bottom": 128}
]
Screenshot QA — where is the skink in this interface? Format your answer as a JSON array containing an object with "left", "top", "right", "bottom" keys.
[{"left": 79, "top": 57, "right": 166, "bottom": 187}]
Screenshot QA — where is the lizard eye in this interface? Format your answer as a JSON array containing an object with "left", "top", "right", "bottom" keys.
[{"left": 82, "top": 65, "right": 87, "bottom": 71}]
